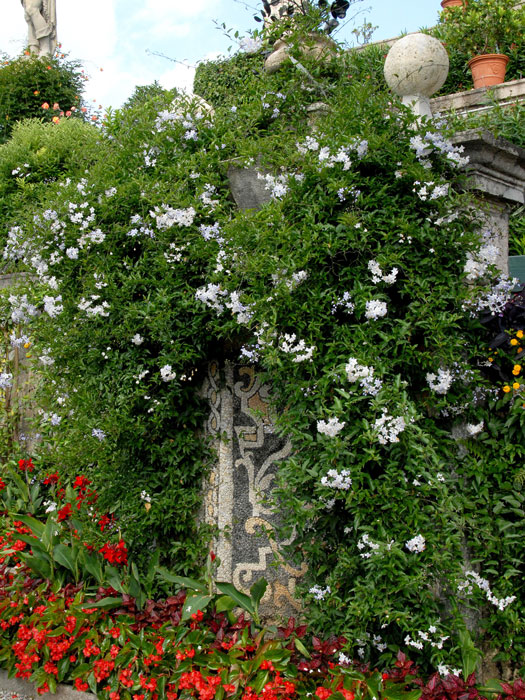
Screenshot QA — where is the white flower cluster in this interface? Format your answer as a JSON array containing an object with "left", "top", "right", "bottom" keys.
[
  {"left": 437, "top": 665, "right": 462, "bottom": 678},
  {"left": 464, "top": 276, "right": 518, "bottom": 317},
  {"left": 258, "top": 172, "right": 291, "bottom": 199},
  {"left": 279, "top": 333, "right": 315, "bottom": 362},
  {"left": 9, "top": 294, "right": 38, "bottom": 324},
  {"left": 225, "top": 291, "right": 254, "bottom": 325},
  {"left": 272, "top": 269, "right": 308, "bottom": 291},
  {"left": 368, "top": 260, "right": 398, "bottom": 285},
  {"left": 127, "top": 214, "right": 155, "bottom": 239},
  {"left": 357, "top": 533, "right": 381, "bottom": 559},
  {"left": 297, "top": 136, "right": 367, "bottom": 171},
  {"left": 132, "top": 334, "right": 144, "bottom": 346},
  {"left": 239, "top": 36, "right": 263, "bottom": 54},
  {"left": 331, "top": 292, "right": 354, "bottom": 314},
  {"left": 317, "top": 417, "right": 346, "bottom": 437},
  {"left": 78, "top": 295, "right": 110, "bottom": 317},
  {"left": 0, "top": 372, "right": 13, "bottom": 389},
  {"left": 414, "top": 181, "right": 450, "bottom": 201},
  {"left": 160, "top": 364, "right": 177, "bottom": 382},
  {"left": 10, "top": 332, "right": 30, "bottom": 348},
  {"left": 426, "top": 368, "right": 453, "bottom": 395},
  {"left": 405, "top": 534, "right": 426, "bottom": 553},
  {"left": 466, "top": 421, "right": 484, "bottom": 436},
  {"left": 200, "top": 184, "right": 219, "bottom": 210},
  {"left": 195, "top": 283, "right": 228, "bottom": 313},
  {"left": 365, "top": 299, "right": 388, "bottom": 320},
  {"left": 320, "top": 468, "right": 352, "bottom": 489},
  {"left": 463, "top": 240, "right": 500, "bottom": 281},
  {"left": 404, "top": 626, "right": 449, "bottom": 652},
  {"left": 151, "top": 205, "right": 196, "bottom": 230},
  {"left": 459, "top": 570, "right": 516, "bottom": 611},
  {"left": 409, "top": 132, "right": 469, "bottom": 168},
  {"left": 309, "top": 584, "right": 331, "bottom": 600},
  {"left": 43, "top": 295, "right": 64, "bottom": 318},
  {"left": 345, "top": 358, "right": 382, "bottom": 396},
  {"left": 373, "top": 410, "right": 406, "bottom": 444},
  {"left": 140, "top": 490, "right": 152, "bottom": 503},
  {"left": 164, "top": 243, "right": 185, "bottom": 264}
]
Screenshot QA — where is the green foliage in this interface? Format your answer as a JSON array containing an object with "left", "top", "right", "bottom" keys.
[
  {"left": 434, "top": 0, "right": 525, "bottom": 57},
  {"left": 194, "top": 52, "right": 266, "bottom": 109},
  {"left": 0, "top": 119, "right": 103, "bottom": 246},
  {"left": 0, "top": 53, "right": 86, "bottom": 144},
  {"left": 0, "top": 18, "right": 524, "bottom": 676}
]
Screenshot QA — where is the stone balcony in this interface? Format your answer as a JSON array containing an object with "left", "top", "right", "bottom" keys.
[{"left": 431, "top": 77, "right": 525, "bottom": 116}]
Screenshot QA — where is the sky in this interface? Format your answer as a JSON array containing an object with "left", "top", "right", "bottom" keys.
[{"left": 0, "top": 0, "right": 442, "bottom": 111}]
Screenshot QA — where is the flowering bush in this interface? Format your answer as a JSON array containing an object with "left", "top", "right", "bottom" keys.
[
  {"left": 0, "top": 15, "right": 524, "bottom": 677},
  {"left": 0, "top": 52, "right": 86, "bottom": 144}
]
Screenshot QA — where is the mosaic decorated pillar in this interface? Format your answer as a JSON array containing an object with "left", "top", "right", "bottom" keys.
[{"left": 202, "top": 361, "right": 306, "bottom": 619}]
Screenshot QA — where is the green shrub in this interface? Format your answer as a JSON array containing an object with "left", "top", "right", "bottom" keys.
[
  {"left": 0, "top": 53, "right": 86, "bottom": 144},
  {"left": 1, "top": 22, "right": 524, "bottom": 675}
]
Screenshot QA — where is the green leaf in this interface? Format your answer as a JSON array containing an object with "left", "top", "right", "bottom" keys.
[
  {"left": 53, "top": 544, "right": 77, "bottom": 573},
  {"left": 250, "top": 578, "right": 268, "bottom": 607},
  {"left": 155, "top": 567, "right": 207, "bottom": 593},
  {"left": 80, "top": 550, "right": 103, "bottom": 584},
  {"left": 293, "top": 637, "right": 311, "bottom": 659},
  {"left": 11, "top": 514, "right": 45, "bottom": 538},
  {"left": 216, "top": 582, "right": 255, "bottom": 616},
  {"left": 215, "top": 595, "right": 237, "bottom": 613},
  {"left": 181, "top": 593, "right": 213, "bottom": 621}
]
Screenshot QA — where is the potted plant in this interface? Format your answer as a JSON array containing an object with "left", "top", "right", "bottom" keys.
[
  {"left": 438, "top": 0, "right": 524, "bottom": 87},
  {"left": 440, "top": 0, "right": 466, "bottom": 9}
]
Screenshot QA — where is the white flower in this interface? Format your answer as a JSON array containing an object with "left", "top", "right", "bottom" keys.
[
  {"left": 309, "top": 584, "right": 331, "bottom": 600},
  {"left": 44, "top": 500, "right": 57, "bottom": 513},
  {"left": 239, "top": 36, "right": 263, "bottom": 54},
  {"left": 279, "top": 334, "right": 315, "bottom": 362},
  {"left": 151, "top": 205, "right": 196, "bottom": 230},
  {"left": 365, "top": 300, "right": 387, "bottom": 320},
  {"left": 405, "top": 534, "right": 426, "bottom": 553},
  {"left": 66, "top": 247, "right": 79, "bottom": 259},
  {"left": 374, "top": 411, "right": 406, "bottom": 444},
  {"left": 368, "top": 260, "right": 398, "bottom": 285},
  {"left": 92, "top": 428, "right": 106, "bottom": 440},
  {"left": 0, "top": 372, "right": 13, "bottom": 389},
  {"left": 140, "top": 490, "right": 152, "bottom": 503},
  {"left": 426, "top": 368, "right": 453, "bottom": 395},
  {"left": 317, "top": 417, "right": 346, "bottom": 437},
  {"left": 466, "top": 421, "right": 484, "bottom": 436},
  {"left": 132, "top": 334, "right": 144, "bottom": 346},
  {"left": 43, "top": 295, "right": 64, "bottom": 318},
  {"left": 160, "top": 364, "right": 177, "bottom": 382},
  {"left": 320, "top": 468, "right": 352, "bottom": 490}
]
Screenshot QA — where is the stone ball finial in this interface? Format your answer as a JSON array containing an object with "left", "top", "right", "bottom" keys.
[{"left": 384, "top": 33, "right": 449, "bottom": 118}]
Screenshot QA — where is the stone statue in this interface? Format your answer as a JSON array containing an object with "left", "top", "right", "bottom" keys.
[{"left": 21, "top": 0, "right": 57, "bottom": 57}]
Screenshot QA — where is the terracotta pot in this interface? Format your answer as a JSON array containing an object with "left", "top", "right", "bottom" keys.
[
  {"left": 467, "top": 53, "right": 509, "bottom": 88},
  {"left": 440, "top": 0, "right": 466, "bottom": 7}
]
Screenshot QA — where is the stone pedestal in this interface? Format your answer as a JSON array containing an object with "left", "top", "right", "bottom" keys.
[{"left": 450, "top": 130, "right": 525, "bottom": 275}]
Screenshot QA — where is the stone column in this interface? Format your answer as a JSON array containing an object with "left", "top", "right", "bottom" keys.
[{"left": 449, "top": 129, "right": 525, "bottom": 275}]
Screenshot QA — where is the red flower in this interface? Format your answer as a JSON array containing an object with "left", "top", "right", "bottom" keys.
[
  {"left": 75, "top": 678, "right": 89, "bottom": 692},
  {"left": 0, "top": 477, "right": 6, "bottom": 490},
  {"left": 43, "top": 472, "right": 59, "bottom": 485},
  {"left": 57, "top": 504, "right": 73, "bottom": 521},
  {"left": 99, "top": 540, "right": 128, "bottom": 566},
  {"left": 18, "top": 458, "right": 34, "bottom": 472},
  {"left": 37, "top": 682, "right": 49, "bottom": 695},
  {"left": 315, "top": 689, "right": 332, "bottom": 700}
]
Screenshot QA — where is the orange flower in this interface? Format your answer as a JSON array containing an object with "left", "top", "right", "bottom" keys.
[
  {"left": 52, "top": 116, "right": 60, "bottom": 124},
  {"left": 66, "top": 110, "right": 72, "bottom": 117},
  {"left": 41, "top": 102, "right": 50, "bottom": 110},
  {"left": 513, "top": 382, "right": 520, "bottom": 391},
  {"left": 52, "top": 102, "right": 60, "bottom": 110},
  {"left": 503, "top": 385, "right": 511, "bottom": 393},
  {"left": 510, "top": 339, "right": 518, "bottom": 346},
  {"left": 512, "top": 365, "right": 522, "bottom": 376},
  {"left": 517, "top": 330, "right": 524, "bottom": 339},
  {"left": 33, "top": 90, "right": 40, "bottom": 95}
]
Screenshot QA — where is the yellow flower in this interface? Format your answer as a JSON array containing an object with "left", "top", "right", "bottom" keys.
[
  {"left": 513, "top": 382, "right": 520, "bottom": 390},
  {"left": 503, "top": 385, "right": 511, "bottom": 393},
  {"left": 510, "top": 339, "right": 518, "bottom": 346},
  {"left": 488, "top": 357, "right": 493, "bottom": 362},
  {"left": 517, "top": 330, "right": 524, "bottom": 339},
  {"left": 23, "top": 342, "right": 31, "bottom": 349},
  {"left": 512, "top": 365, "right": 522, "bottom": 376}
]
